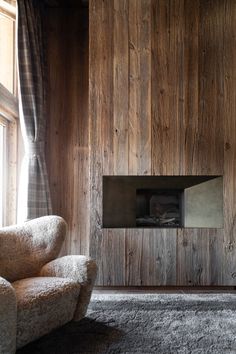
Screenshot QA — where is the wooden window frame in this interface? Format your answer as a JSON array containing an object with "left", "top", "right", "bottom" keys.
[
  {"left": 0, "top": 116, "right": 7, "bottom": 226},
  {"left": 0, "top": 1, "right": 18, "bottom": 226}
]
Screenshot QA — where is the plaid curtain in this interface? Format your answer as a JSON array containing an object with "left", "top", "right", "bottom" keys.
[{"left": 17, "top": 0, "right": 52, "bottom": 221}]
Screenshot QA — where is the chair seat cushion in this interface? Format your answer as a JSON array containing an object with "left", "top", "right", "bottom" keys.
[{"left": 12, "top": 277, "right": 80, "bottom": 348}]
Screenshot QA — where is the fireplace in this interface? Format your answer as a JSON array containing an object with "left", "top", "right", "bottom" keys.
[
  {"left": 103, "top": 176, "right": 223, "bottom": 229},
  {"left": 136, "top": 189, "right": 183, "bottom": 227}
]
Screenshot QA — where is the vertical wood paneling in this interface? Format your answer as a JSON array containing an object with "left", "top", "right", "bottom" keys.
[
  {"left": 46, "top": 6, "right": 89, "bottom": 256},
  {"left": 209, "top": 229, "right": 223, "bottom": 285},
  {"left": 89, "top": 0, "right": 114, "bottom": 284},
  {"left": 177, "top": 0, "right": 225, "bottom": 285},
  {"left": 183, "top": 0, "right": 199, "bottom": 175},
  {"left": 151, "top": 0, "right": 168, "bottom": 175},
  {"left": 100, "top": 229, "right": 126, "bottom": 286},
  {"left": 88, "top": 0, "right": 236, "bottom": 286},
  {"left": 223, "top": 0, "right": 236, "bottom": 285},
  {"left": 113, "top": 0, "right": 129, "bottom": 175},
  {"left": 89, "top": 0, "right": 106, "bottom": 281},
  {"left": 126, "top": 229, "right": 177, "bottom": 286},
  {"left": 151, "top": 0, "right": 185, "bottom": 176},
  {"left": 126, "top": 229, "right": 143, "bottom": 285},
  {"left": 69, "top": 8, "right": 89, "bottom": 255},
  {"left": 126, "top": 0, "right": 152, "bottom": 285},
  {"left": 141, "top": 230, "right": 176, "bottom": 286},
  {"left": 152, "top": 230, "right": 177, "bottom": 285},
  {"left": 47, "top": 0, "right": 236, "bottom": 286},
  {"left": 139, "top": 0, "right": 151, "bottom": 175},
  {"left": 177, "top": 229, "right": 223, "bottom": 286},
  {"left": 72, "top": 148, "right": 89, "bottom": 255},
  {"left": 111, "top": 0, "right": 129, "bottom": 285},
  {"left": 128, "top": 0, "right": 151, "bottom": 176},
  {"left": 128, "top": 0, "right": 140, "bottom": 175},
  {"left": 196, "top": 0, "right": 224, "bottom": 175},
  {"left": 150, "top": 0, "right": 180, "bottom": 284},
  {"left": 46, "top": 9, "right": 69, "bottom": 255}
]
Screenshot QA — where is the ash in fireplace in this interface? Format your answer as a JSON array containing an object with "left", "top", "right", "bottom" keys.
[{"left": 136, "top": 191, "right": 182, "bottom": 227}]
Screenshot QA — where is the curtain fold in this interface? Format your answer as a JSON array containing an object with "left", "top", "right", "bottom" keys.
[{"left": 17, "top": 0, "right": 52, "bottom": 221}]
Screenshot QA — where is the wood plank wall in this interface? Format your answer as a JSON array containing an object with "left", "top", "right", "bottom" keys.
[
  {"left": 46, "top": 4, "right": 89, "bottom": 256},
  {"left": 46, "top": 0, "right": 236, "bottom": 286}
]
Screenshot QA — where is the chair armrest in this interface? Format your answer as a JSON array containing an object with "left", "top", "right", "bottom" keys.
[
  {"left": 39, "top": 255, "right": 97, "bottom": 285},
  {"left": 0, "top": 277, "right": 17, "bottom": 354},
  {"left": 39, "top": 255, "right": 97, "bottom": 320}
]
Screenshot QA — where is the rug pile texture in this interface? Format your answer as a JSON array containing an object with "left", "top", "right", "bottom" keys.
[{"left": 17, "top": 293, "right": 236, "bottom": 354}]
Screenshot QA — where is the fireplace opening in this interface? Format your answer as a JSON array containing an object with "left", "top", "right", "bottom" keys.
[
  {"left": 136, "top": 189, "right": 183, "bottom": 227},
  {"left": 102, "top": 175, "right": 223, "bottom": 228}
]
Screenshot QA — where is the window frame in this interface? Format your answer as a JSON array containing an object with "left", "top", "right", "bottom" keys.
[
  {"left": 0, "top": 116, "right": 7, "bottom": 226},
  {"left": 0, "top": 87, "right": 18, "bottom": 227},
  {"left": 0, "top": 1, "right": 18, "bottom": 226}
]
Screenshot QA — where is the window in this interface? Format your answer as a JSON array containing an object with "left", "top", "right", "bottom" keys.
[
  {"left": 0, "top": 0, "right": 18, "bottom": 227},
  {"left": 0, "top": 119, "right": 6, "bottom": 226}
]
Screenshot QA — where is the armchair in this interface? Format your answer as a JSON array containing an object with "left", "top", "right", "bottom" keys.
[{"left": 0, "top": 216, "right": 97, "bottom": 354}]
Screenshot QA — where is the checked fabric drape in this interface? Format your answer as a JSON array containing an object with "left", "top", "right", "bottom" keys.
[{"left": 17, "top": 0, "right": 52, "bottom": 221}]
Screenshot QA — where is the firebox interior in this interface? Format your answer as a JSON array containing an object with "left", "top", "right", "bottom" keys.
[{"left": 103, "top": 176, "right": 223, "bottom": 229}]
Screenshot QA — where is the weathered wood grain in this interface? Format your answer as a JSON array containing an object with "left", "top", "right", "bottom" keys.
[
  {"left": 113, "top": 0, "right": 129, "bottom": 175},
  {"left": 126, "top": 229, "right": 176, "bottom": 286},
  {"left": 183, "top": 0, "right": 199, "bottom": 175},
  {"left": 89, "top": 0, "right": 235, "bottom": 286},
  {"left": 129, "top": 0, "right": 151, "bottom": 175},
  {"left": 46, "top": 9, "right": 67, "bottom": 255},
  {"left": 110, "top": 0, "right": 129, "bottom": 285},
  {"left": 223, "top": 0, "right": 236, "bottom": 285},
  {"left": 46, "top": 0, "right": 236, "bottom": 286},
  {"left": 150, "top": 0, "right": 181, "bottom": 285},
  {"left": 196, "top": 0, "right": 224, "bottom": 175},
  {"left": 100, "top": 229, "right": 126, "bottom": 286},
  {"left": 125, "top": 229, "right": 143, "bottom": 286},
  {"left": 151, "top": 0, "right": 185, "bottom": 176},
  {"left": 123, "top": 0, "right": 152, "bottom": 285},
  {"left": 89, "top": 0, "right": 103, "bottom": 265},
  {"left": 177, "top": 229, "right": 223, "bottom": 286},
  {"left": 177, "top": 0, "right": 225, "bottom": 286},
  {"left": 89, "top": 0, "right": 114, "bottom": 275},
  {"left": 46, "top": 5, "right": 89, "bottom": 255}
]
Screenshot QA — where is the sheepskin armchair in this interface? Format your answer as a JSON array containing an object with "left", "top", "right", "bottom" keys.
[{"left": 0, "top": 215, "right": 97, "bottom": 354}]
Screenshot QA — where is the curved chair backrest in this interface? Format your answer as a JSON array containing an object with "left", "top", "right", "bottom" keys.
[{"left": 0, "top": 215, "right": 67, "bottom": 282}]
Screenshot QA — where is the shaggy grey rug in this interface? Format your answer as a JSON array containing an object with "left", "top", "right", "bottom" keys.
[{"left": 17, "top": 293, "right": 236, "bottom": 354}]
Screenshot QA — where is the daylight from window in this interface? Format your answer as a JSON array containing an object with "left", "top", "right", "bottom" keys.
[
  {"left": 0, "top": 122, "right": 5, "bottom": 226},
  {"left": 0, "top": 11, "right": 14, "bottom": 93},
  {"left": 0, "top": 1, "right": 17, "bottom": 226}
]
